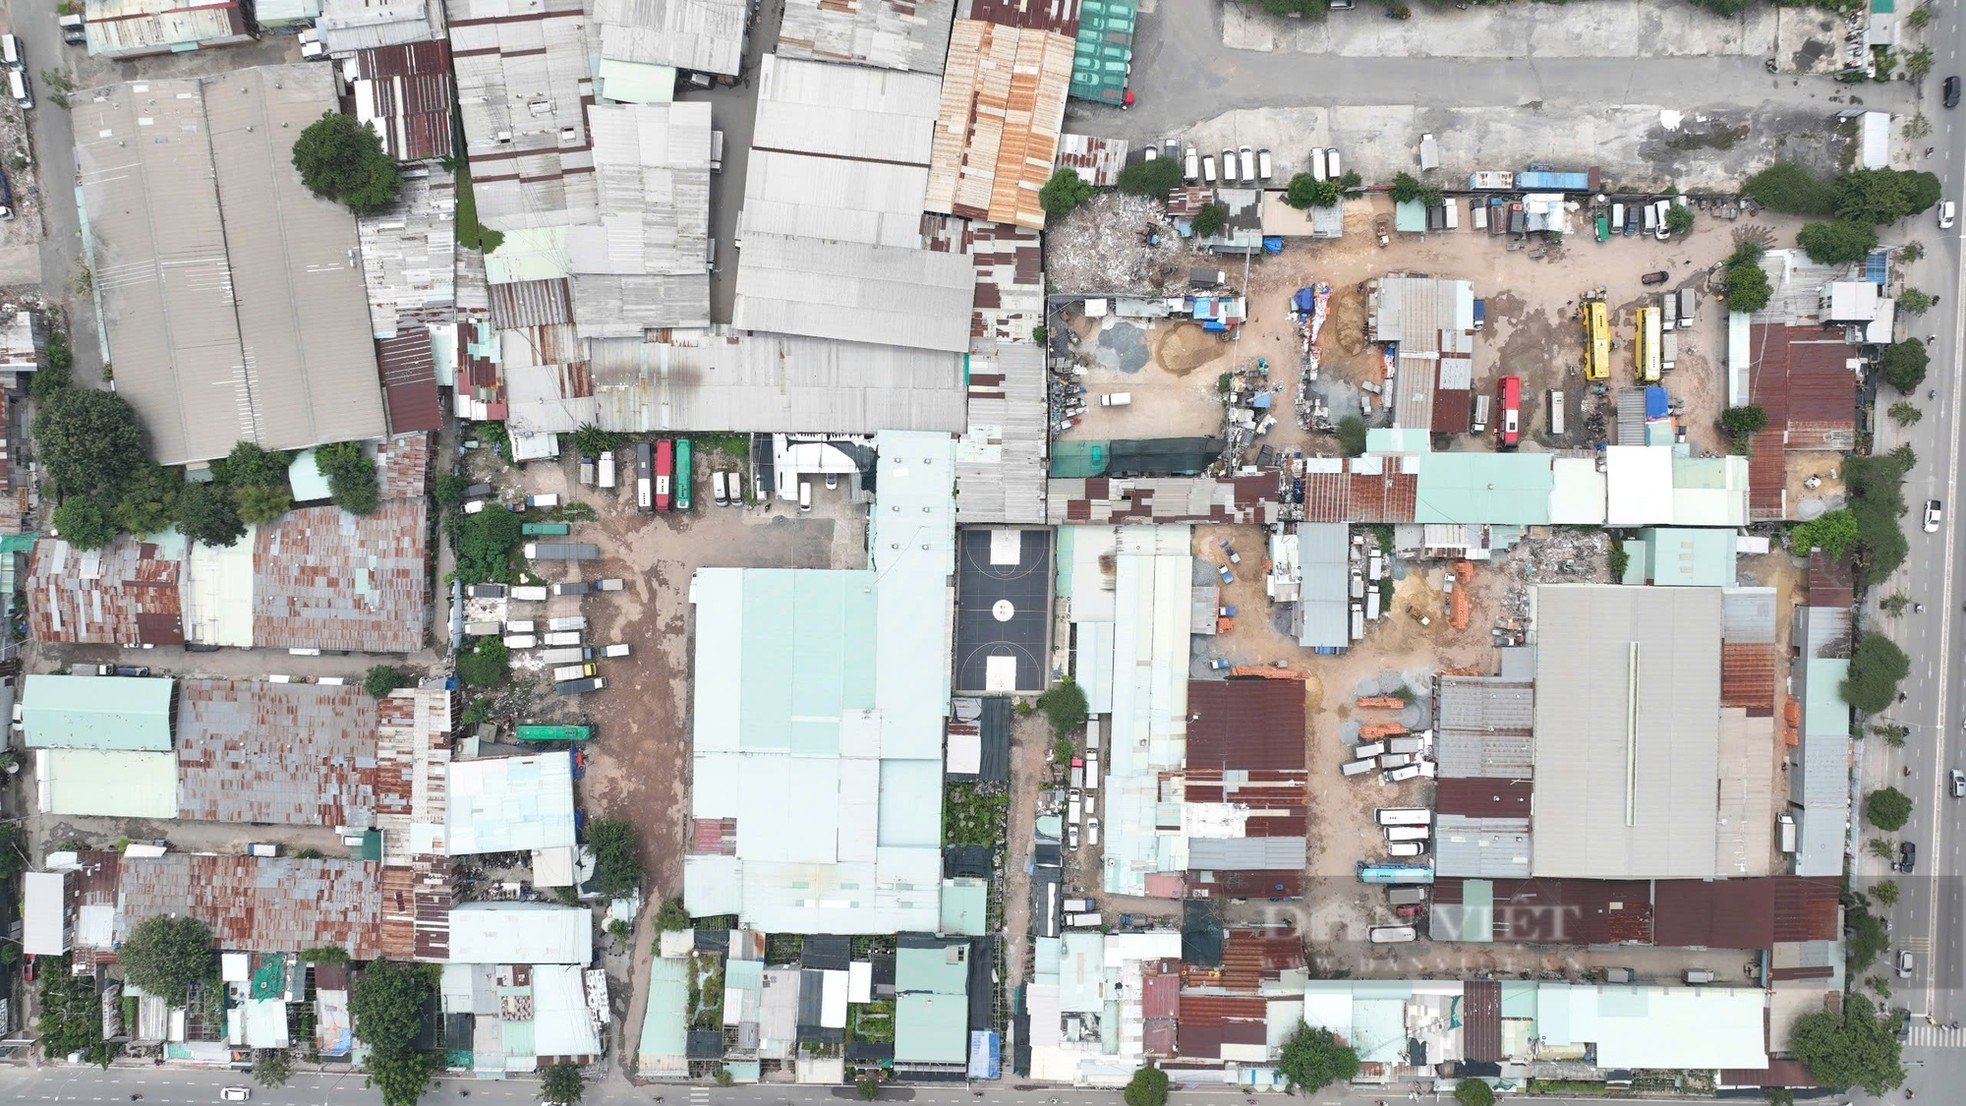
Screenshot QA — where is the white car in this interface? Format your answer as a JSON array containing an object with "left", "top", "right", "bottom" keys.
[
  {"left": 1925, "top": 498, "right": 1943, "bottom": 533},
  {"left": 1941, "top": 200, "right": 1957, "bottom": 230},
  {"left": 220, "top": 1090, "right": 252, "bottom": 1103},
  {"left": 1951, "top": 768, "right": 1965, "bottom": 798}
]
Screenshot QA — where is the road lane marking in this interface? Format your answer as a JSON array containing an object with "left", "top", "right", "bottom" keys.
[{"left": 1926, "top": 205, "right": 1966, "bottom": 1015}]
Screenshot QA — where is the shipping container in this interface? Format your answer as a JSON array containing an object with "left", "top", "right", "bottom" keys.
[
  {"left": 1385, "top": 825, "right": 1431, "bottom": 842},
  {"left": 676, "top": 438, "right": 693, "bottom": 510},
  {"left": 547, "top": 616, "right": 588, "bottom": 632},
  {"left": 539, "top": 647, "right": 595, "bottom": 664},
  {"left": 1385, "top": 735, "right": 1425, "bottom": 755},
  {"left": 1677, "top": 287, "right": 1697, "bottom": 328},
  {"left": 1662, "top": 291, "right": 1678, "bottom": 330},
  {"left": 542, "top": 631, "right": 583, "bottom": 646},
  {"left": 517, "top": 725, "right": 592, "bottom": 742},
  {"left": 579, "top": 457, "right": 596, "bottom": 485},
  {"left": 1354, "top": 740, "right": 1386, "bottom": 760},
  {"left": 466, "top": 583, "right": 507, "bottom": 599},
  {"left": 1063, "top": 897, "right": 1095, "bottom": 914},
  {"left": 1378, "top": 752, "right": 1414, "bottom": 770},
  {"left": 504, "top": 620, "right": 537, "bottom": 634},
  {"left": 636, "top": 442, "right": 653, "bottom": 512},
  {"left": 524, "top": 542, "right": 600, "bottom": 561},
  {"left": 526, "top": 494, "right": 560, "bottom": 508},
  {"left": 1356, "top": 863, "right": 1435, "bottom": 885},
  {"left": 502, "top": 635, "right": 537, "bottom": 650},
  {"left": 550, "top": 582, "right": 592, "bottom": 597},
  {"left": 1383, "top": 764, "right": 1423, "bottom": 782},
  {"left": 1066, "top": 913, "right": 1104, "bottom": 928},
  {"left": 596, "top": 579, "right": 625, "bottom": 592},
  {"left": 1368, "top": 926, "right": 1418, "bottom": 943},
  {"left": 1375, "top": 808, "right": 1431, "bottom": 826},
  {"left": 1341, "top": 757, "right": 1377, "bottom": 777},
  {"left": 1084, "top": 753, "right": 1100, "bottom": 791},
  {"left": 1086, "top": 717, "right": 1101, "bottom": 751},
  {"left": 510, "top": 586, "right": 549, "bottom": 602},
  {"left": 1387, "top": 887, "right": 1429, "bottom": 906},
  {"left": 464, "top": 620, "right": 501, "bottom": 636},
  {"left": 1068, "top": 794, "right": 1084, "bottom": 825}
]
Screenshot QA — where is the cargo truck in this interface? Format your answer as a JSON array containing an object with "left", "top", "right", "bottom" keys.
[
  {"left": 1385, "top": 825, "right": 1431, "bottom": 842},
  {"left": 552, "top": 663, "right": 599, "bottom": 682},
  {"left": 601, "top": 643, "right": 632, "bottom": 658},
  {"left": 547, "top": 616, "right": 587, "bottom": 632},
  {"left": 504, "top": 620, "right": 537, "bottom": 634},
  {"left": 538, "top": 647, "right": 595, "bottom": 664},
  {"left": 599, "top": 450, "right": 618, "bottom": 489},
  {"left": 542, "top": 631, "right": 583, "bottom": 647},
  {"left": 524, "top": 542, "right": 600, "bottom": 561},
  {"left": 1677, "top": 287, "right": 1696, "bottom": 328},
  {"left": 556, "top": 677, "right": 606, "bottom": 693},
  {"left": 517, "top": 725, "right": 592, "bottom": 742},
  {"left": 510, "top": 586, "right": 548, "bottom": 602}
]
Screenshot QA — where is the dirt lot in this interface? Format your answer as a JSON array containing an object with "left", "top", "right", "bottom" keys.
[
  {"left": 488, "top": 442, "right": 866, "bottom": 1075},
  {"left": 1054, "top": 196, "right": 1812, "bottom": 459}
]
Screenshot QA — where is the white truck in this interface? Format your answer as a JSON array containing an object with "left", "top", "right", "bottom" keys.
[{"left": 1100, "top": 392, "right": 1132, "bottom": 407}]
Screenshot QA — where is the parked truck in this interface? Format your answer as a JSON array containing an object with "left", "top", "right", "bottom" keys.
[
  {"left": 538, "top": 647, "right": 595, "bottom": 664},
  {"left": 556, "top": 677, "right": 606, "bottom": 694},
  {"left": 510, "top": 585, "right": 549, "bottom": 602},
  {"left": 552, "top": 663, "right": 598, "bottom": 682},
  {"left": 546, "top": 616, "right": 587, "bottom": 632},
  {"left": 601, "top": 643, "right": 631, "bottom": 658},
  {"left": 1385, "top": 825, "right": 1431, "bottom": 842},
  {"left": 1374, "top": 808, "right": 1431, "bottom": 827},
  {"left": 596, "top": 578, "right": 625, "bottom": 592},
  {"left": 1357, "top": 862, "right": 1435, "bottom": 885},
  {"left": 541, "top": 631, "right": 583, "bottom": 647},
  {"left": 550, "top": 581, "right": 593, "bottom": 597},
  {"left": 522, "top": 521, "right": 570, "bottom": 537},
  {"left": 525, "top": 542, "right": 600, "bottom": 561}
]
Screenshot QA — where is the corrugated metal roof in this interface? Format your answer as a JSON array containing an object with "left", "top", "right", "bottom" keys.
[
  {"left": 1806, "top": 550, "right": 1855, "bottom": 610},
  {"left": 445, "top": 752, "right": 578, "bottom": 855},
  {"left": 84, "top": 850, "right": 385, "bottom": 958},
  {"left": 449, "top": 0, "right": 597, "bottom": 232},
  {"left": 378, "top": 327, "right": 444, "bottom": 434},
  {"left": 22, "top": 674, "right": 175, "bottom": 751},
  {"left": 1462, "top": 979, "right": 1502, "bottom": 1062},
  {"left": 318, "top": 0, "right": 442, "bottom": 55},
  {"left": 594, "top": 0, "right": 747, "bottom": 77},
  {"left": 1186, "top": 678, "right": 1306, "bottom": 772},
  {"left": 575, "top": 101, "right": 713, "bottom": 334},
  {"left": 731, "top": 232, "right": 975, "bottom": 352},
  {"left": 925, "top": 19, "right": 1074, "bottom": 231},
  {"left": 357, "top": 166, "right": 457, "bottom": 339},
  {"left": 353, "top": 41, "right": 455, "bottom": 160},
  {"left": 1296, "top": 522, "right": 1349, "bottom": 649},
  {"left": 1432, "top": 815, "right": 1532, "bottom": 879},
  {"left": 1531, "top": 586, "right": 1723, "bottom": 879},
  {"left": 252, "top": 498, "right": 428, "bottom": 654},
  {"left": 1719, "top": 643, "right": 1778, "bottom": 717},
  {"left": 1066, "top": 0, "right": 1135, "bottom": 105},
  {"left": 27, "top": 537, "right": 186, "bottom": 646},
  {"left": 1173, "top": 993, "right": 1268, "bottom": 1059},
  {"left": 1435, "top": 877, "right": 1652, "bottom": 943},
  {"left": 175, "top": 679, "right": 379, "bottom": 827},
  {"left": 753, "top": 53, "right": 940, "bottom": 164},
  {"left": 1435, "top": 777, "right": 1533, "bottom": 818},
  {"left": 1052, "top": 133, "right": 1127, "bottom": 186},
  {"left": 84, "top": 0, "right": 251, "bottom": 58},
  {"left": 1653, "top": 876, "right": 1839, "bottom": 949},
  {"left": 1435, "top": 677, "right": 1534, "bottom": 779},
  {"left": 957, "top": 340, "right": 1048, "bottom": 525},
  {"left": 1720, "top": 586, "right": 1778, "bottom": 644},
  {"left": 449, "top": 902, "right": 593, "bottom": 963},
  {"left": 778, "top": 0, "right": 957, "bottom": 74}
]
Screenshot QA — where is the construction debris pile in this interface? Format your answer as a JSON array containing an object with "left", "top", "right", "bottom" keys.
[
  {"left": 1042, "top": 192, "right": 1208, "bottom": 295},
  {"left": 1217, "top": 359, "right": 1279, "bottom": 471},
  {"left": 1291, "top": 284, "right": 1333, "bottom": 431}
]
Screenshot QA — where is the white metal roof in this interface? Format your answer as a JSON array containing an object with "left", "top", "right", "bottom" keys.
[
  {"left": 732, "top": 232, "right": 974, "bottom": 352},
  {"left": 1530, "top": 586, "right": 1723, "bottom": 879},
  {"left": 752, "top": 54, "right": 939, "bottom": 165},
  {"left": 777, "top": 0, "right": 956, "bottom": 74},
  {"left": 448, "top": 902, "right": 593, "bottom": 963},
  {"left": 23, "top": 871, "right": 70, "bottom": 956},
  {"left": 594, "top": 0, "right": 747, "bottom": 78},
  {"left": 444, "top": 752, "right": 578, "bottom": 855},
  {"left": 574, "top": 101, "right": 713, "bottom": 334},
  {"left": 1100, "top": 526, "right": 1192, "bottom": 897}
]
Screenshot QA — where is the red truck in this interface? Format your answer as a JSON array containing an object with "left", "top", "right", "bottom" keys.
[
  {"left": 655, "top": 438, "right": 674, "bottom": 511},
  {"left": 1497, "top": 375, "right": 1522, "bottom": 449}
]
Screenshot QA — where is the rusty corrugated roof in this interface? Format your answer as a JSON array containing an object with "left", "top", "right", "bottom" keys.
[
  {"left": 1214, "top": 929, "right": 1304, "bottom": 991},
  {"left": 1173, "top": 993, "right": 1268, "bottom": 1059},
  {"left": 175, "top": 679, "right": 379, "bottom": 827},
  {"left": 83, "top": 850, "right": 384, "bottom": 959},
  {"left": 1720, "top": 642, "right": 1778, "bottom": 717},
  {"left": 1463, "top": 979, "right": 1502, "bottom": 1061},
  {"left": 1806, "top": 550, "right": 1855, "bottom": 610},
  {"left": 27, "top": 536, "right": 186, "bottom": 646},
  {"left": 354, "top": 40, "right": 455, "bottom": 161},
  {"left": 1654, "top": 876, "right": 1836, "bottom": 949},
  {"left": 1186, "top": 677, "right": 1307, "bottom": 773},
  {"left": 253, "top": 498, "right": 428, "bottom": 654},
  {"left": 1434, "top": 777, "right": 1533, "bottom": 818},
  {"left": 377, "top": 329, "right": 444, "bottom": 435},
  {"left": 925, "top": 19, "right": 1074, "bottom": 231},
  {"left": 964, "top": 0, "right": 1081, "bottom": 33}
]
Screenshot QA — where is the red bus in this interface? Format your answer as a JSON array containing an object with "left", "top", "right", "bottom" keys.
[
  {"left": 1497, "top": 376, "right": 1521, "bottom": 449},
  {"left": 655, "top": 438, "right": 674, "bottom": 511}
]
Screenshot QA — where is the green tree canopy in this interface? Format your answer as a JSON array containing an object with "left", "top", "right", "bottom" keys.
[
  {"left": 1454, "top": 1081, "right": 1496, "bottom": 1106},
  {"left": 456, "top": 635, "right": 509, "bottom": 687},
  {"left": 53, "top": 494, "right": 115, "bottom": 550},
  {"left": 1284, "top": 173, "right": 1341, "bottom": 210},
  {"left": 1743, "top": 161, "right": 1837, "bottom": 215},
  {"left": 367, "top": 1052, "right": 437, "bottom": 1106},
  {"left": 1037, "top": 678, "right": 1088, "bottom": 737},
  {"left": 364, "top": 665, "right": 410, "bottom": 699},
  {"left": 35, "top": 388, "right": 147, "bottom": 495},
  {"left": 1790, "top": 509, "right": 1859, "bottom": 559},
  {"left": 214, "top": 441, "right": 293, "bottom": 490},
  {"left": 1115, "top": 156, "right": 1182, "bottom": 199},
  {"left": 1039, "top": 168, "right": 1095, "bottom": 218},
  {"left": 253, "top": 1050, "right": 292, "bottom": 1089},
  {"left": 233, "top": 483, "right": 292, "bottom": 526},
  {"left": 1844, "top": 636, "right": 1912, "bottom": 715},
  {"left": 1880, "top": 340, "right": 1930, "bottom": 394},
  {"left": 114, "top": 464, "right": 185, "bottom": 536},
  {"left": 1389, "top": 171, "right": 1423, "bottom": 204},
  {"left": 1865, "top": 786, "right": 1913, "bottom": 831},
  {"left": 292, "top": 111, "right": 402, "bottom": 215},
  {"left": 654, "top": 897, "right": 690, "bottom": 933},
  {"left": 1278, "top": 1025, "right": 1360, "bottom": 1092},
  {"left": 316, "top": 440, "right": 381, "bottom": 516},
  {"left": 1835, "top": 168, "right": 1942, "bottom": 224},
  {"left": 118, "top": 915, "right": 216, "bottom": 1002},
  {"left": 1191, "top": 203, "right": 1227, "bottom": 237},
  {"left": 454, "top": 506, "right": 524, "bottom": 583},
  {"left": 587, "top": 818, "right": 643, "bottom": 898},
  {"left": 352, "top": 959, "right": 437, "bottom": 1106},
  {"left": 1123, "top": 1066, "right": 1169, "bottom": 1106},
  {"left": 176, "top": 479, "right": 247, "bottom": 549},
  {"left": 1788, "top": 1001, "right": 1904, "bottom": 1094},
  {"left": 1664, "top": 204, "right": 1694, "bottom": 235},
  {"left": 1724, "top": 262, "right": 1772, "bottom": 314},
  {"left": 855, "top": 1078, "right": 881, "bottom": 1100},
  {"left": 1720, "top": 405, "right": 1768, "bottom": 446},
  {"left": 540, "top": 1061, "right": 584, "bottom": 1104},
  {"left": 1797, "top": 220, "right": 1879, "bottom": 265},
  {"left": 1335, "top": 415, "right": 1367, "bottom": 457}
]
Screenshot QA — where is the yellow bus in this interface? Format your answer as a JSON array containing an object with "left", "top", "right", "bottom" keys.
[
  {"left": 1583, "top": 299, "right": 1610, "bottom": 381},
  {"left": 1634, "top": 306, "right": 1661, "bottom": 383}
]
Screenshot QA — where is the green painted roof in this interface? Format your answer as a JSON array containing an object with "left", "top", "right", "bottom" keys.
[
  {"left": 940, "top": 878, "right": 988, "bottom": 937},
  {"left": 1803, "top": 659, "right": 1851, "bottom": 737},
  {"left": 23, "top": 674, "right": 174, "bottom": 751},
  {"left": 1460, "top": 878, "right": 1495, "bottom": 942},
  {"left": 895, "top": 944, "right": 971, "bottom": 1064},
  {"left": 1640, "top": 527, "right": 1734, "bottom": 587},
  {"left": 1395, "top": 199, "right": 1427, "bottom": 232},
  {"left": 637, "top": 956, "right": 690, "bottom": 1065},
  {"left": 1414, "top": 452, "right": 1554, "bottom": 526},
  {"left": 736, "top": 570, "right": 878, "bottom": 755}
]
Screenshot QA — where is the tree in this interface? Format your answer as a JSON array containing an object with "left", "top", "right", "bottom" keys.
[
  {"left": 1791, "top": 509, "right": 1859, "bottom": 559},
  {"left": 1906, "top": 46, "right": 1935, "bottom": 79},
  {"left": 1724, "top": 262, "right": 1772, "bottom": 314},
  {"left": 1190, "top": 203, "right": 1227, "bottom": 237},
  {"left": 1743, "top": 162, "right": 1838, "bottom": 215},
  {"left": 1788, "top": 1002, "right": 1904, "bottom": 1094},
  {"left": 454, "top": 506, "right": 524, "bottom": 583},
  {"left": 1039, "top": 168, "right": 1094, "bottom": 218},
  {"left": 1880, "top": 339, "right": 1930, "bottom": 393},
  {"left": 1335, "top": 415, "right": 1367, "bottom": 457},
  {"left": 1115, "top": 156, "right": 1181, "bottom": 199},
  {"left": 114, "top": 464, "right": 184, "bottom": 536},
  {"left": 1278, "top": 1025, "right": 1360, "bottom": 1092},
  {"left": 291, "top": 111, "right": 402, "bottom": 215},
  {"left": 1844, "top": 636, "right": 1912, "bottom": 714},
  {"left": 176, "top": 480, "right": 247, "bottom": 548},
  {"left": 214, "top": 441, "right": 292, "bottom": 490},
  {"left": 1037, "top": 678, "right": 1088, "bottom": 737},
  {"left": 587, "top": 818, "right": 643, "bottom": 898},
  {"left": 1257, "top": 0, "right": 1326, "bottom": 14},
  {"left": 1873, "top": 879, "right": 1901, "bottom": 906},
  {"left": 366, "top": 1052, "right": 437, "bottom": 1106},
  {"left": 233, "top": 483, "right": 292, "bottom": 525},
  {"left": 855, "top": 1078, "right": 882, "bottom": 1100},
  {"left": 434, "top": 472, "right": 471, "bottom": 510},
  {"left": 1123, "top": 1067, "right": 1169, "bottom": 1106},
  {"left": 365, "top": 665, "right": 409, "bottom": 699},
  {"left": 1865, "top": 787, "right": 1914, "bottom": 831},
  {"left": 1797, "top": 220, "right": 1879, "bottom": 265},
  {"left": 35, "top": 388, "right": 147, "bottom": 495},
  {"left": 1454, "top": 1081, "right": 1496, "bottom": 1106},
  {"left": 540, "top": 1062, "right": 584, "bottom": 1104},
  {"left": 1389, "top": 171, "right": 1423, "bottom": 204},
  {"left": 713, "top": 1068, "right": 735, "bottom": 1087},
  {"left": 315, "top": 441, "right": 381, "bottom": 516},
  {"left": 1888, "top": 400, "right": 1923, "bottom": 427},
  {"left": 352, "top": 960, "right": 436, "bottom": 1106},
  {"left": 1900, "top": 288, "right": 1934, "bottom": 316},
  {"left": 1284, "top": 173, "right": 1341, "bottom": 210},
  {"left": 1664, "top": 204, "right": 1694, "bottom": 235},
  {"left": 119, "top": 915, "right": 216, "bottom": 1002},
  {"left": 455, "top": 635, "right": 509, "bottom": 687},
  {"left": 253, "top": 1050, "right": 292, "bottom": 1089},
  {"left": 1719, "top": 405, "right": 1768, "bottom": 452},
  {"left": 569, "top": 424, "right": 626, "bottom": 458},
  {"left": 654, "top": 897, "right": 690, "bottom": 933},
  {"left": 52, "top": 494, "right": 115, "bottom": 550},
  {"left": 1836, "top": 168, "right": 1942, "bottom": 224}
]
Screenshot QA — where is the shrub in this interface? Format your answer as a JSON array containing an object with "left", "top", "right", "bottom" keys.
[
  {"left": 1039, "top": 168, "right": 1094, "bottom": 217},
  {"left": 1124, "top": 1067, "right": 1169, "bottom": 1106},
  {"left": 587, "top": 819, "right": 643, "bottom": 898},
  {"left": 456, "top": 635, "right": 509, "bottom": 687},
  {"left": 1389, "top": 172, "right": 1423, "bottom": 204},
  {"left": 1844, "top": 636, "right": 1911, "bottom": 714},
  {"left": 1743, "top": 161, "right": 1838, "bottom": 215},
  {"left": 52, "top": 495, "right": 115, "bottom": 550},
  {"left": 1791, "top": 509, "right": 1859, "bottom": 559},
  {"left": 34, "top": 388, "right": 146, "bottom": 495},
  {"left": 364, "top": 665, "right": 410, "bottom": 699},
  {"left": 1664, "top": 204, "right": 1694, "bottom": 235},
  {"left": 1797, "top": 220, "right": 1879, "bottom": 265},
  {"left": 315, "top": 441, "right": 381, "bottom": 516},
  {"left": 176, "top": 480, "right": 247, "bottom": 549},
  {"left": 1115, "top": 156, "right": 1181, "bottom": 199},
  {"left": 1278, "top": 1025, "right": 1360, "bottom": 1092},
  {"left": 1037, "top": 679, "right": 1088, "bottom": 737},
  {"left": 1284, "top": 173, "right": 1341, "bottom": 210}
]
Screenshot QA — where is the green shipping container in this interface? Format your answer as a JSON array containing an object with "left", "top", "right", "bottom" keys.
[
  {"left": 522, "top": 522, "right": 572, "bottom": 537},
  {"left": 516, "top": 724, "right": 593, "bottom": 742},
  {"left": 675, "top": 438, "right": 693, "bottom": 510}
]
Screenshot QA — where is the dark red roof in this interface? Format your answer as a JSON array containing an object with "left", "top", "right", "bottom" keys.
[
  {"left": 1721, "top": 1060, "right": 1817, "bottom": 1089},
  {"left": 1174, "top": 994, "right": 1269, "bottom": 1059},
  {"left": 1435, "top": 878, "right": 1653, "bottom": 944},
  {"left": 1181, "top": 770, "right": 1307, "bottom": 836},
  {"left": 1746, "top": 323, "right": 1858, "bottom": 522},
  {"left": 1434, "top": 777, "right": 1533, "bottom": 818},
  {"left": 1215, "top": 929, "right": 1305, "bottom": 990},
  {"left": 1432, "top": 387, "right": 1471, "bottom": 434},
  {"left": 1462, "top": 979, "right": 1502, "bottom": 1062},
  {"left": 354, "top": 41, "right": 456, "bottom": 162},
  {"left": 1188, "top": 868, "right": 1303, "bottom": 898},
  {"left": 1187, "top": 678, "right": 1307, "bottom": 772},
  {"left": 1720, "top": 642, "right": 1778, "bottom": 717},
  {"left": 1807, "top": 550, "right": 1855, "bottom": 610},
  {"left": 1142, "top": 962, "right": 1181, "bottom": 1017},
  {"left": 1653, "top": 876, "right": 1839, "bottom": 949},
  {"left": 376, "top": 328, "right": 443, "bottom": 434}
]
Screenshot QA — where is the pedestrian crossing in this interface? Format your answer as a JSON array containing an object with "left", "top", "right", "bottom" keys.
[{"left": 1906, "top": 1022, "right": 1966, "bottom": 1048}]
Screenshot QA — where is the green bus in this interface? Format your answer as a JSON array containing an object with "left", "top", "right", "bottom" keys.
[
  {"left": 675, "top": 438, "right": 693, "bottom": 510},
  {"left": 516, "top": 724, "right": 593, "bottom": 743},
  {"left": 521, "top": 522, "right": 571, "bottom": 537}
]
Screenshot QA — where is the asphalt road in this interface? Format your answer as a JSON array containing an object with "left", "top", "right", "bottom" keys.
[{"left": 5, "top": 0, "right": 97, "bottom": 378}]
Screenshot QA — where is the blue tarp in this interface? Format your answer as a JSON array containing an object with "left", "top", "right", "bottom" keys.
[
  {"left": 1644, "top": 385, "right": 1670, "bottom": 420},
  {"left": 967, "top": 1030, "right": 1002, "bottom": 1079},
  {"left": 1262, "top": 237, "right": 1284, "bottom": 253},
  {"left": 1252, "top": 391, "right": 1274, "bottom": 410},
  {"left": 1292, "top": 287, "right": 1317, "bottom": 314}
]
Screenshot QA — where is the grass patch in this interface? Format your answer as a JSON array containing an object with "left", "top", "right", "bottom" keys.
[
  {"left": 944, "top": 782, "right": 1010, "bottom": 848},
  {"left": 454, "top": 160, "right": 505, "bottom": 254}
]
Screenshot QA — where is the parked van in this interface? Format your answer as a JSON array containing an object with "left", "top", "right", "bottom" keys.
[
  {"left": 1324, "top": 149, "right": 1342, "bottom": 180},
  {"left": 1386, "top": 841, "right": 1426, "bottom": 858},
  {"left": 541, "top": 631, "right": 582, "bottom": 647},
  {"left": 1, "top": 34, "right": 21, "bottom": 69},
  {"left": 1201, "top": 154, "right": 1217, "bottom": 185},
  {"left": 1548, "top": 389, "right": 1566, "bottom": 436},
  {"left": 1642, "top": 203, "right": 1657, "bottom": 233},
  {"left": 1309, "top": 148, "right": 1327, "bottom": 182},
  {"left": 10, "top": 70, "right": 32, "bottom": 111},
  {"left": 798, "top": 481, "right": 812, "bottom": 513},
  {"left": 1471, "top": 201, "right": 1489, "bottom": 231},
  {"left": 1183, "top": 146, "right": 1199, "bottom": 182},
  {"left": 504, "top": 620, "right": 537, "bottom": 634},
  {"left": 1086, "top": 717, "right": 1101, "bottom": 751},
  {"left": 1375, "top": 808, "right": 1431, "bottom": 826},
  {"left": 1368, "top": 926, "right": 1418, "bottom": 944},
  {"left": 1385, "top": 825, "right": 1430, "bottom": 842},
  {"left": 1256, "top": 148, "right": 1273, "bottom": 180},
  {"left": 712, "top": 471, "right": 729, "bottom": 506},
  {"left": 1653, "top": 199, "right": 1672, "bottom": 240},
  {"left": 1684, "top": 969, "right": 1717, "bottom": 985},
  {"left": 546, "top": 615, "right": 587, "bottom": 632},
  {"left": 510, "top": 585, "right": 549, "bottom": 602},
  {"left": 1100, "top": 392, "right": 1132, "bottom": 407},
  {"left": 1442, "top": 198, "right": 1459, "bottom": 230},
  {"left": 726, "top": 471, "right": 742, "bottom": 504},
  {"left": 1610, "top": 202, "right": 1625, "bottom": 231}
]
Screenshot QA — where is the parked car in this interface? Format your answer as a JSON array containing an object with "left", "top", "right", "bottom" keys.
[
  {"left": 1941, "top": 200, "right": 1957, "bottom": 230},
  {"left": 1897, "top": 949, "right": 1915, "bottom": 979},
  {"left": 1926, "top": 498, "right": 1944, "bottom": 533},
  {"left": 1900, "top": 840, "right": 1917, "bottom": 874},
  {"left": 1947, "top": 75, "right": 1961, "bottom": 108},
  {"left": 1640, "top": 270, "right": 1670, "bottom": 285},
  {"left": 1951, "top": 768, "right": 1964, "bottom": 798},
  {"left": 112, "top": 665, "right": 152, "bottom": 678}
]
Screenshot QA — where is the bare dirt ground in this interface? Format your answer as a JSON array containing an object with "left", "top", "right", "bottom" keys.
[
  {"left": 503, "top": 443, "right": 865, "bottom": 1076},
  {"left": 1002, "top": 709, "right": 1052, "bottom": 992},
  {"left": 1788, "top": 448, "right": 1848, "bottom": 519}
]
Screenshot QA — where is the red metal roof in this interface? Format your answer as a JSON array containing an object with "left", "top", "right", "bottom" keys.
[
  {"left": 1187, "top": 868, "right": 1302, "bottom": 898},
  {"left": 1653, "top": 876, "right": 1840, "bottom": 949},
  {"left": 1746, "top": 323, "right": 1858, "bottom": 522},
  {"left": 26, "top": 536, "right": 185, "bottom": 646},
  {"left": 1432, "top": 387, "right": 1471, "bottom": 434},
  {"left": 1187, "top": 678, "right": 1307, "bottom": 772},
  {"left": 964, "top": 0, "right": 1082, "bottom": 34},
  {"left": 353, "top": 41, "right": 455, "bottom": 161},
  {"left": 1462, "top": 979, "right": 1502, "bottom": 1062},
  {"left": 1720, "top": 642, "right": 1778, "bottom": 717},
  {"left": 1215, "top": 929, "right": 1304, "bottom": 990},
  {"left": 1807, "top": 550, "right": 1855, "bottom": 610},
  {"left": 1173, "top": 993, "right": 1268, "bottom": 1059},
  {"left": 377, "top": 328, "right": 443, "bottom": 434},
  {"left": 1435, "top": 878, "right": 1653, "bottom": 944},
  {"left": 1141, "top": 961, "right": 1181, "bottom": 1017},
  {"left": 1434, "top": 777, "right": 1533, "bottom": 817}
]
